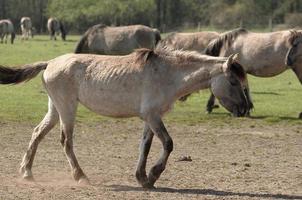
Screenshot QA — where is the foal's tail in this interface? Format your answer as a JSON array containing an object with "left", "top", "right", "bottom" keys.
[{"left": 0, "top": 62, "right": 48, "bottom": 84}]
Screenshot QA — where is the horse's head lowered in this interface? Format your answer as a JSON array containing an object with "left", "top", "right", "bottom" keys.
[
  {"left": 210, "top": 54, "right": 249, "bottom": 117},
  {"left": 286, "top": 30, "right": 302, "bottom": 67}
]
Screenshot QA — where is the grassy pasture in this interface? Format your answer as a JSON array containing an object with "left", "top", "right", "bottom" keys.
[{"left": 0, "top": 35, "right": 301, "bottom": 125}]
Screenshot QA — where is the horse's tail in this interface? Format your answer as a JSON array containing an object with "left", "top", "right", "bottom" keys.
[
  {"left": 59, "top": 22, "right": 66, "bottom": 41},
  {"left": 154, "top": 30, "right": 161, "bottom": 45},
  {"left": 205, "top": 28, "right": 247, "bottom": 56},
  {"left": 156, "top": 32, "right": 176, "bottom": 48},
  {"left": 74, "top": 33, "right": 88, "bottom": 53},
  {"left": 0, "top": 62, "right": 48, "bottom": 84}
]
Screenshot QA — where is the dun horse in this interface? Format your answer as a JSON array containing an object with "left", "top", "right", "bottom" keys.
[
  {"left": 159, "top": 31, "right": 219, "bottom": 53},
  {"left": 21, "top": 17, "right": 33, "bottom": 40},
  {"left": 205, "top": 28, "right": 302, "bottom": 117},
  {"left": 0, "top": 19, "right": 15, "bottom": 44},
  {"left": 0, "top": 47, "right": 248, "bottom": 188},
  {"left": 75, "top": 24, "right": 161, "bottom": 55},
  {"left": 47, "top": 17, "right": 66, "bottom": 41}
]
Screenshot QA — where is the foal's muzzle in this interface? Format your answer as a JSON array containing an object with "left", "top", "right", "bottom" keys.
[{"left": 232, "top": 91, "right": 249, "bottom": 117}]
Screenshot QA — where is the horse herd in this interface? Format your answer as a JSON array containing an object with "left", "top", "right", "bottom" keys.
[
  {"left": 0, "top": 17, "right": 65, "bottom": 43},
  {"left": 0, "top": 20, "right": 301, "bottom": 189}
]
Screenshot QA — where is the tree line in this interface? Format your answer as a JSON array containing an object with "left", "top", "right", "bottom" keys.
[{"left": 1, "top": 0, "right": 302, "bottom": 34}]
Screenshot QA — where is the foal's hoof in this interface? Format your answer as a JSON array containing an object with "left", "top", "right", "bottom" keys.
[
  {"left": 21, "top": 172, "right": 34, "bottom": 182},
  {"left": 299, "top": 112, "right": 302, "bottom": 119},
  {"left": 20, "top": 168, "right": 34, "bottom": 181},
  {"left": 142, "top": 182, "right": 156, "bottom": 189},
  {"left": 23, "top": 175, "right": 35, "bottom": 182},
  {"left": 78, "top": 177, "right": 91, "bottom": 186}
]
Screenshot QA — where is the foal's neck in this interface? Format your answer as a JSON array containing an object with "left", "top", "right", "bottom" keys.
[{"left": 173, "top": 56, "right": 225, "bottom": 99}]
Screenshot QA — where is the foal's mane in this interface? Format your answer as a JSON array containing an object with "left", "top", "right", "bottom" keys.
[
  {"left": 205, "top": 28, "right": 248, "bottom": 56},
  {"left": 288, "top": 30, "right": 302, "bottom": 45},
  {"left": 134, "top": 46, "right": 209, "bottom": 65}
]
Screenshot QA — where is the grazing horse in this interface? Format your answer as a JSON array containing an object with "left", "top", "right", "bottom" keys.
[
  {"left": 158, "top": 31, "right": 219, "bottom": 53},
  {"left": 21, "top": 17, "right": 33, "bottom": 40},
  {"left": 47, "top": 17, "right": 66, "bottom": 41},
  {"left": 75, "top": 24, "right": 161, "bottom": 55},
  {"left": 205, "top": 28, "right": 302, "bottom": 117},
  {"left": 0, "top": 19, "right": 15, "bottom": 44},
  {"left": 0, "top": 47, "right": 248, "bottom": 188}
]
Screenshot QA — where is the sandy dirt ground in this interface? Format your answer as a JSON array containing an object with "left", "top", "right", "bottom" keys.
[{"left": 0, "top": 119, "right": 301, "bottom": 200}]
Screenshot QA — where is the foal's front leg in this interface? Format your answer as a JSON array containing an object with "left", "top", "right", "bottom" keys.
[
  {"left": 145, "top": 116, "right": 173, "bottom": 188},
  {"left": 136, "top": 123, "right": 154, "bottom": 188}
]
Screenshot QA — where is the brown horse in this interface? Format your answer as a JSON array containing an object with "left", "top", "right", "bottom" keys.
[
  {"left": 75, "top": 24, "right": 161, "bottom": 55},
  {"left": 159, "top": 31, "right": 219, "bottom": 53},
  {"left": 0, "top": 47, "right": 248, "bottom": 188},
  {"left": 205, "top": 28, "right": 302, "bottom": 117}
]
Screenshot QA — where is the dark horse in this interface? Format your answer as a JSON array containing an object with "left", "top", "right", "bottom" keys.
[
  {"left": 47, "top": 17, "right": 66, "bottom": 41},
  {"left": 205, "top": 28, "right": 302, "bottom": 118}
]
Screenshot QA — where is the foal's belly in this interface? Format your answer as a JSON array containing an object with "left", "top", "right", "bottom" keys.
[{"left": 78, "top": 82, "right": 142, "bottom": 118}]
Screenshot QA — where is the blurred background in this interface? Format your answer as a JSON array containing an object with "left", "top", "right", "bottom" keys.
[{"left": 1, "top": 0, "right": 302, "bottom": 34}]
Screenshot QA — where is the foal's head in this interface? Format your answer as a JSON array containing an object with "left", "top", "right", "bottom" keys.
[
  {"left": 286, "top": 30, "right": 302, "bottom": 67},
  {"left": 210, "top": 54, "right": 249, "bottom": 117}
]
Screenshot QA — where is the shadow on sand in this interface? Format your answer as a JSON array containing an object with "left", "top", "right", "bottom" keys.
[{"left": 107, "top": 185, "right": 302, "bottom": 200}]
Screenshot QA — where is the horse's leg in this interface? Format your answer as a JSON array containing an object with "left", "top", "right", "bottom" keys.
[
  {"left": 206, "top": 92, "right": 216, "bottom": 113},
  {"left": 145, "top": 115, "right": 173, "bottom": 188},
  {"left": 291, "top": 66, "right": 302, "bottom": 118},
  {"left": 135, "top": 123, "right": 154, "bottom": 188},
  {"left": 20, "top": 98, "right": 59, "bottom": 180},
  {"left": 292, "top": 66, "right": 302, "bottom": 84},
  {"left": 4, "top": 33, "right": 7, "bottom": 44},
  {"left": 56, "top": 100, "right": 89, "bottom": 183}
]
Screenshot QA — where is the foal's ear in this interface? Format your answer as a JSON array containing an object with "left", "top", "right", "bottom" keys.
[
  {"left": 223, "top": 53, "right": 238, "bottom": 73},
  {"left": 223, "top": 53, "right": 246, "bottom": 81}
]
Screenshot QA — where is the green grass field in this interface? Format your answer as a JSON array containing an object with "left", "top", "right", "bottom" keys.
[{"left": 0, "top": 35, "right": 301, "bottom": 125}]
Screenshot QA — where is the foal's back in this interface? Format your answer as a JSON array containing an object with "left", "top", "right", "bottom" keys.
[{"left": 43, "top": 53, "right": 147, "bottom": 117}]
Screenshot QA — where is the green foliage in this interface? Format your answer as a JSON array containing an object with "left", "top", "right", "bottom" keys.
[{"left": 2, "top": 0, "right": 302, "bottom": 32}]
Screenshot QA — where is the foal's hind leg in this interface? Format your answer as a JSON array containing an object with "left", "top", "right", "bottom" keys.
[
  {"left": 55, "top": 100, "right": 89, "bottom": 184},
  {"left": 20, "top": 98, "right": 59, "bottom": 180},
  {"left": 144, "top": 115, "right": 173, "bottom": 188},
  {"left": 136, "top": 123, "right": 154, "bottom": 188}
]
